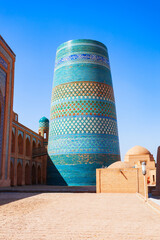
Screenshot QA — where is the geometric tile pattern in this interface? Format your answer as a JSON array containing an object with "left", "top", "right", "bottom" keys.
[
  {"left": 50, "top": 117, "right": 118, "bottom": 136},
  {"left": 50, "top": 99, "right": 116, "bottom": 119},
  {"left": 52, "top": 81, "right": 114, "bottom": 103},
  {"left": 39, "top": 122, "right": 49, "bottom": 128},
  {"left": 48, "top": 39, "right": 120, "bottom": 186},
  {"left": 48, "top": 134, "right": 120, "bottom": 155},
  {"left": 55, "top": 53, "right": 110, "bottom": 71}
]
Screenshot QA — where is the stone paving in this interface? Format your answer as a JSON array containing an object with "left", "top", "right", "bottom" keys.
[{"left": 0, "top": 192, "right": 160, "bottom": 240}]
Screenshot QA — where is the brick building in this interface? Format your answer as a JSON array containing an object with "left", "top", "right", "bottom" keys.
[
  {"left": 96, "top": 145, "right": 156, "bottom": 196},
  {"left": 0, "top": 36, "right": 48, "bottom": 187}
]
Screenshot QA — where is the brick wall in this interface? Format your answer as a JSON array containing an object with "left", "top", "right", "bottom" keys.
[{"left": 96, "top": 168, "right": 148, "bottom": 197}]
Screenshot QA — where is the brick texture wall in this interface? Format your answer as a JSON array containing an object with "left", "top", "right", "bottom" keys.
[{"left": 96, "top": 168, "right": 148, "bottom": 197}]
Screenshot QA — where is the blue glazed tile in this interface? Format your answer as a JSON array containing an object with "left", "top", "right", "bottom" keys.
[{"left": 48, "top": 39, "right": 120, "bottom": 186}]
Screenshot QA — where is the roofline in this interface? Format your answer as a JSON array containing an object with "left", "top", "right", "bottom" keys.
[{"left": 0, "top": 35, "right": 16, "bottom": 57}]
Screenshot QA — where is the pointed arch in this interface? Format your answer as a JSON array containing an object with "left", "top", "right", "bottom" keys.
[
  {"left": 32, "top": 164, "right": 36, "bottom": 184},
  {"left": 25, "top": 163, "right": 30, "bottom": 185},
  {"left": 32, "top": 139, "right": 36, "bottom": 149},
  {"left": 10, "top": 161, "right": 14, "bottom": 186},
  {"left": 37, "top": 165, "right": 41, "bottom": 184},
  {"left": 17, "top": 162, "right": 22, "bottom": 186}
]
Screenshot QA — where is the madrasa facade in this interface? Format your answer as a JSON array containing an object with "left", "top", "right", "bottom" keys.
[{"left": 0, "top": 36, "right": 121, "bottom": 187}]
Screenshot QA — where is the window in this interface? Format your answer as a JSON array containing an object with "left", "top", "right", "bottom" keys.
[{"left": 44, "top": 132, "right": 46, "bottom": 139}]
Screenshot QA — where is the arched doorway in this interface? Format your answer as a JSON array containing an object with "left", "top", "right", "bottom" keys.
[
  {"left": 38, "top": 165, "right": 41, "bottom": 184},
  {"left": 32, "top": 164, "right": 36, "bottom": 184},
  {"left": 25, "top": 163, "right": 30, "bottom": 185},
  {"left": 17, "top": 162, "right": 22, "bottom": 186},
  {"left": 10, "top": 161, "right": 14, "bottom": 186}
]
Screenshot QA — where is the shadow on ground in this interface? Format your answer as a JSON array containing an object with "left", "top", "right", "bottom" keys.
[
  {"left": 0, "top": 156, "right": 96, "bottom": 206},
  {"left": 0, "top": 192, "right": 41, "bottom": 206}
]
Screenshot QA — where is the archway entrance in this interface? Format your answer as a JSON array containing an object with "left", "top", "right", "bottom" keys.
[
  {"left": 32, "top": 164, "right": 36, "bottom": 184},
  {"left": 10, "top": 161, "right": 14, "bottom": 186},
  {"left": 38, "top": 165, "right": 41, "bottom": 184},
  {"left": 17, "top": 162, "right": 22, "bottom": 186},
  {"left": 25, "top": 163, "right": 30, "bottom": 185}
]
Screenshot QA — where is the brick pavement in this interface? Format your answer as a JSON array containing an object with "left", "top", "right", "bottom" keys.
[{"left": 0, "top": 192, "right": 160, "bottom": 240}]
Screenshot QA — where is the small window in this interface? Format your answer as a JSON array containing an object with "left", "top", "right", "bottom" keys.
[
  {"left": 44, "top": 133, "right": 46, "bottom": 139},
  {"left": 153, "top": 175, "right": 155, "bottom": 182}
]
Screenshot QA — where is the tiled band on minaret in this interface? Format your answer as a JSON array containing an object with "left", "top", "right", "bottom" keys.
[{"left": 48, "top": 39, "right": 120, "bottom": 186}]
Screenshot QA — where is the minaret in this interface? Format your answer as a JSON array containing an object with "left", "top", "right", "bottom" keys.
[
  {"left": 48, "top": 39, "right": 120, "bottom": 186},
  {"left": 38, "top": 116, "right": 49, "bottom": 146}
]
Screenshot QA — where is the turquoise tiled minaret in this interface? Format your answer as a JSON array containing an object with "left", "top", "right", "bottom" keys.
[
  {"left": 38, "top": 116, "right": 49, "bottom": 145},
  {"left": 48, "top": 39, "right": 120, "bottom": 186}
]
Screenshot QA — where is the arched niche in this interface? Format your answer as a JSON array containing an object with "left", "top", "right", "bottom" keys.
[
  {"left": 18, "top": 130, "right": 24, "bottom": 155},
  {"left": 25, "top": 162, "right": 30, "bottom": 185},
  {"left": 17, "top": 161, "right": 22, "bottom": 186},
  {"left": 26, "top": 135, "right": 31, "bottom": 157}
]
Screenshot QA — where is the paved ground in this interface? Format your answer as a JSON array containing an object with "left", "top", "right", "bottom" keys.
[{"left": 0, "top": 193, "right": 160, "bottom": 240}]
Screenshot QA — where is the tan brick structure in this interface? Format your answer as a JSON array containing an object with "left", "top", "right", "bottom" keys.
[{"left": 96, "top": 146, "right": 156, "bottom": 197}]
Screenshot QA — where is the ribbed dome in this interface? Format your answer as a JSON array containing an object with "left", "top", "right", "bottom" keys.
[
  {"left": 108, "top": 161, "right": 131, "bottom": 168},
  {"left": 39, "top": 116, "right": 49, "bottom": 123},
  {"left": 126, "top": 146, "right": 150, "bottom": 156}
]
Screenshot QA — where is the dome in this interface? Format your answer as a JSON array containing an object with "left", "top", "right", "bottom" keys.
[
  {"left": 108, "top": 161, "right": 131, "bottom": 169},
  {"left": 39, "top": 116, "right": 49, "bottom": 128},
  {"left": 39, "top": 116, "right": 49, "bottom": 123},
  {"left": 126, "top": 146, "right": 150, "bottom": 156}
]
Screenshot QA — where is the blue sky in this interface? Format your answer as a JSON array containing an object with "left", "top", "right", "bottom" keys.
[{"left": 1, "top": 0, "right": 160, "bottom": 160}]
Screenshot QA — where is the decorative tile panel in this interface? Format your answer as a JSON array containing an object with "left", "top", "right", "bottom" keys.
[
  {"left": 50, "top": 117, "right": 118, "bottom": 136},
  {"left": 50, "top": 99, "right": 116, "bottom": 120},
  {"left": 55, "top": 54, "right": 110, "bottom": 71},
  {"left": 52, "top": 81, "right": 115, "bottom": 103}
]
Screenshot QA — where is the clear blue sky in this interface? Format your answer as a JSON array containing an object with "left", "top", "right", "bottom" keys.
[{"left": 1, "top": 0, "right": 160, "bottom": 160}]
